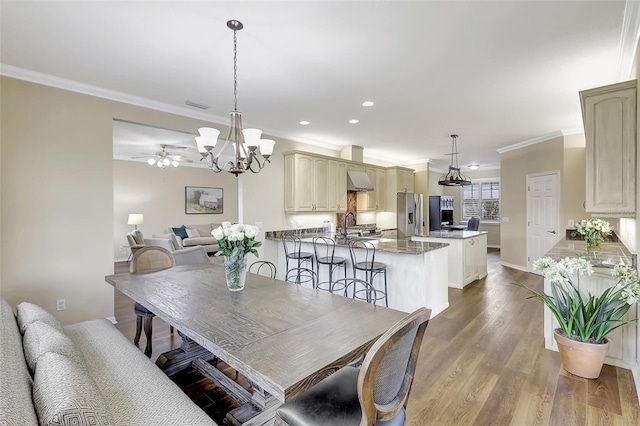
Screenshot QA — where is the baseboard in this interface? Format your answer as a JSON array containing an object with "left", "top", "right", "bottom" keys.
[
  {"left": 106, "top": 316, "right": 117, "bottom": 324},
  {"left": 487, "top": 244, "right": 500, "bottom": 249},
  {"left": 499, "top": 261, "right": 530, "bottom": 273}
]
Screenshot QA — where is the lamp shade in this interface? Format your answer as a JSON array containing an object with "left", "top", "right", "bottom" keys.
[{"left": 128, "top": 214, "right": 144, "bottom": 226}]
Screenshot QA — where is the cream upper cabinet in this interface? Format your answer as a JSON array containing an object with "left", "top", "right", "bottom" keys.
[
  {"left": 580, "top": 80, "right": 637, "bottom": 216},
  {"left": 284, "top": 152, "right": 349, "bottom": 213},
  {"left": 398, "top": 168, "right": 414, "bottom": 193},
  {"left": 357, "top": 166, "right": 386, "bottom": 211},
  {"left": 384, "top": 166, "right": 415, "bottom": 214}
]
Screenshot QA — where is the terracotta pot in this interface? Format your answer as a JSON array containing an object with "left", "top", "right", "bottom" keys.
[{"left": 553, "top": 331, "right": 609, "bottom": 379}]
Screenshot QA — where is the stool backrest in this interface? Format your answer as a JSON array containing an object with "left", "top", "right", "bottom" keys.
[
  {"left": 358, "top": 307, "right": 430, "bottom": 424},
  {"left": 130, "top": 246, "right": 176, "bottom": 273},
  {"left": 282, "top": 234, "right": 303, "bottom": 257},
  {"left": 312, "top": 236, "right": 338, "bottom": 262},
  {"left": 249, "top": 261, "right": 277, "bottom": 279},
  {"left": 348, "top": 240, "right": 377, "bottom": 272}
]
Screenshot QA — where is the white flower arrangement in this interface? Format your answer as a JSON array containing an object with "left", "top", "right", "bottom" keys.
[
  {"left": 212, "top": 222, "right": 262, "bottom": 259},
  {"left": 575, "top": 218, "right": 612, "bottom": 247}
]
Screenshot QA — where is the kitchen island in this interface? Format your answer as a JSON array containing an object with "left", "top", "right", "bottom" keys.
[
  {"left": 264, "top": 230, "right": 450, "bottom": 317},
  {"left": 412, "top": 231, "right": 488, "bottom": 288},
  {"left": 542, "top": 237, "right": 637, "bottom": 370}
]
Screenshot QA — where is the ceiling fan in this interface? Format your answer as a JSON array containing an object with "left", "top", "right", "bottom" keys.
[{"left": 133, "top": 144, "right": 193, "bottom": 168}]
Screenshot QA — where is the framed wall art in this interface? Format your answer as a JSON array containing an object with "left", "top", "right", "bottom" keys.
[{"left": 185, "top": 186, "right": 223, "bottom": 214}]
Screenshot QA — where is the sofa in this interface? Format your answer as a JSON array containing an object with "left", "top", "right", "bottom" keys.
[
  {"left": 0, "top": 298, "right": 216, "bottom": 425},
  {"left": 168, "top": 223, "right": 220, "bottom": 254}
]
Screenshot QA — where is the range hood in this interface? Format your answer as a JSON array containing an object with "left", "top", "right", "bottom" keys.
[{"left": 347, "top": 170, "right": 374, "bottom": 192}]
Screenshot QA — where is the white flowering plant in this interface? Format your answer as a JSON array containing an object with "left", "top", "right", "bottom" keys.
[
  {"left": 575, "top": 218, "right": 613, "bottom": 246},
  {"left": 514, "top": 257, "right": 640, "bottom": 343},
  {"left": 212, "top": 222, "right": 262, "bottom": 259}
]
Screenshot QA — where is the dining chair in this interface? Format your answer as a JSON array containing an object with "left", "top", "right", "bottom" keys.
[
  {"left": 313, "top": 236, "right": 347, "bottom": 293},
  {"left": 348, "top": 240, "right": 388, "bottom": 306},
  {"left": 275, "top": 307, "right": 431, "bottom": 426},
  {"left": 130, "top": 246, "right": 176, "bottom": 357},
  {"left": 249, "top": 260, "right": 277, "bottom": 279}
]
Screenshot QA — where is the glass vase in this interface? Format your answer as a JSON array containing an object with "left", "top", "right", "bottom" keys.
[
  {"left": 586, "top": 235, "right": 603, "bottom": 248},
  {"left": 224, "top": 255, "right": 248, "bottom": 291}
]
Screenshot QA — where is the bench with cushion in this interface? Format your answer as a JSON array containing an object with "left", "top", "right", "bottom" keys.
[
  {"left": 0, "top": 298, "right": 216, "bottom": 425},
  {"left": 169, "top": 223, "right": 220, "bottom": 254}
]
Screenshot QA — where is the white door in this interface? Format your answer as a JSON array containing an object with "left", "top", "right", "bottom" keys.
[{"left": 527, "top": 171, "right": 560, "bottom": 270}]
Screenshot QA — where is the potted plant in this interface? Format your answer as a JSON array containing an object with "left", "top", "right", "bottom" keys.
[
  {"left": 515, "top": 256, "right": 640, "bottom": 378},
  {"left": 212, "top": 222, "right": 262, "bottom": 291},
  {"left": 575, "top": 218, "right": 612, "bottom": 248}
]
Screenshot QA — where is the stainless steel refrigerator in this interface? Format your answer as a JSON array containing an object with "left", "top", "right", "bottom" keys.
[{"left": 397, "top": 193, "right": 424, "bottom": 239}]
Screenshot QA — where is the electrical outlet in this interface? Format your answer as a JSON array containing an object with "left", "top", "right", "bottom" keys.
[
  {"left": 255, "top": 221, "right": 263, "bottom": 230},
  {"left": 568, "top": 219, "right": 575, "bottom": 227},
  {"left": 56, "top": 299, "right": 66, "bottom": 311},
  {"left": 296, "top": 220, "right": 304, "bottom": 227},
  {"left": 502, "top": 217, "right": 509, "bottom": 223}
]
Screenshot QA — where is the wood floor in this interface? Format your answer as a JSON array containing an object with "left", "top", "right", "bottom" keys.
[{"left": 113, "top": 250, "right": 640, "bottom": 425}]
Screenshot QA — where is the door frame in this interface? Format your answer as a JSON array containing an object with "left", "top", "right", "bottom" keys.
[{"left": 526, "top": 170, "right": 561, "bottom": 271}]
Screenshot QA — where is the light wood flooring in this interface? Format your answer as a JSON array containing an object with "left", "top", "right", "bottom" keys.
[{"left": 113, "top": 250, "right": 640, "bottom": 425}]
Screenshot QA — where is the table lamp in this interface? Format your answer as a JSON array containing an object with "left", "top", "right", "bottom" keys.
[{"left": 128, "top": 213, "right": 144, "bottom": 230}]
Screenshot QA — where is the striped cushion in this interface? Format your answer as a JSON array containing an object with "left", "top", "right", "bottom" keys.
[
  {"left": 33, "top": 352, "right": 115, "bottom": 426},
  {"left": 0, "top": 298, "right": 39, "bottom": 425},
  {"left": 16, "top": 302, "right": 64, "bottom": 335},
  {"left": 23, "top": 321, "right": 86, "bottom": 375}
]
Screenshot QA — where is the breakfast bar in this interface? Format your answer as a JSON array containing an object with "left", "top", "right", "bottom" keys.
[{"left": 264, "top": 230, "right": 450, "bottom": 317}]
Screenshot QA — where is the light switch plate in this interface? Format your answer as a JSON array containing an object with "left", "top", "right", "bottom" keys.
[
  {"left": 568, "top": 219, "right": 575, "bottom": 227},
  {"left": 502, "top": 217, "right": 509, "bottom": 223}
]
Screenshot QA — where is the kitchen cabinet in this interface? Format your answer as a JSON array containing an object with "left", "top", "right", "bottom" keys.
[
  {"left": 385, "top": 166, "right": 415, "bottom": 214},
  {"left": 329, "top": 160, "right": 348, "bottom": 212},
  {"left": 543, "top": 269, "right": 637, "bottom": 369},
  {"left": 413, "top": 233, "right": 487, "bottom": 288},
  {"left": 580, "top": 80, "right": 637, "bottom": 216},
  {"left": 357, "top": 166, "right": 386, "bottom": 211},
  {"left": 284, "top": 153, "right": 331, "bottom": 212}
]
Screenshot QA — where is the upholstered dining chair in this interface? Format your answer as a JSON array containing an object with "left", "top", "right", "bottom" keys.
[
  {"left": 130, "top": 246, "right": 176, "bottom": 357},
  {"left": 467, "top": 216, "right": 480, "bottom": 231},
  {"left": 275, "top": 307, "right": 431, "bottom": 426}
]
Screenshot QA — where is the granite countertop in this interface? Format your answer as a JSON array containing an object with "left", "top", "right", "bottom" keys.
[
  {"left": 416, "top": 230, "right": 489, "bottom": 240},
  {"left": 265, "top": 232, "right": 448, "bottom": 255},
  {"left": 545, "top": 237, "right": 637, "bottom": 269}
]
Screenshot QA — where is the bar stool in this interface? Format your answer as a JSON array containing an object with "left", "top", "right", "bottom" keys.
[
  {"left": 313, "top": 236, "right": 347, "bottom": 293},
  {"left": 282, "top": 234, "right": 315, "bottom": 285},
  {"left": 347, "top": 240, "right": 388, "bottom": 307},
  {"left": 285, "top": 267, "right": 318, "bottom": 288}
]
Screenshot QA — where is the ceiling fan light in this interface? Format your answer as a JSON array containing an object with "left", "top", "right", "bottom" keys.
[
  {"left": 172, "top": 161, "right": 179, "bottom": 167},
  {"left": 147, "top": 158, "right": 156, "bottom": 166},
  {"left": 157, "top": 161, "right": 163, "bottom": 168},
  {"left": 162, "top": 158, "right": 170, "bottom": 166},
  {"left": 258, "top": 139, "right": 276, "bottom": 157}
]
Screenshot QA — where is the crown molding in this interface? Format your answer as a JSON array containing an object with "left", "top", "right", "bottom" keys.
[
  {"left": 618, "top": 0, "right": 640, "bottom": 80},
  {"left": 496, "top": 128, "right": 584, "bottom": 154}
]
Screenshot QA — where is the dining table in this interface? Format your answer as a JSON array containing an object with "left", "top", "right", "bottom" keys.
[{"left": 105, "top": 261, "right": 413, "bottom": 425}]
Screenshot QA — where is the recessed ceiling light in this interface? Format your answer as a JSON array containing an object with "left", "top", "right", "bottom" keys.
[
  {"left": 299, "top": 120, "right": 310, "bottom": 125},
  {"left": 349, "top": 119, "right": 359, "bottom": 124},
  {"left": 362, "top": 101, "right": 374, "bottom": 107},
  {"left": 468, "top": 164, "right": 480, "bottom": 170}
]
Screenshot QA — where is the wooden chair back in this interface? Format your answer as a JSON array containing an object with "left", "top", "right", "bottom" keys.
[
  {"left": 357, "top": 307, "right": 430, "bottom": 424},
  {"left": 130, "top": 246, "right": 176, "bottom": 273}
]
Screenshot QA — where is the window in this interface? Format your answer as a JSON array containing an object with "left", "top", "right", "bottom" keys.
[{"left": 461, "top": 180, "right": 500, "bottom": 221}]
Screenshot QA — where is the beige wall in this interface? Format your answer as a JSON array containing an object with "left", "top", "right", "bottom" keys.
[
  {"left": 500, "top": 135, "right": 588, "bottom": 268},
  {"left": 113, "top": 160, "right": 239, "bottom": 259},
  {"left": 0, "top": 77, "right": 242, "bottom": 324}
]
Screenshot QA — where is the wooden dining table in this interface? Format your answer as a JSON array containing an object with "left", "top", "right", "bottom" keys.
[{"left": 105, "top": 261, "right": 412, "bottom": 425}]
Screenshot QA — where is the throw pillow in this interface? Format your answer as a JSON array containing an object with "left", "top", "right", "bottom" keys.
[
  {"left": 16, "top": 302, "right": 64, "bottom": 335},
  {"left": 33, "top": 352, "right": 115, "bottom": 426},
  {"left": 23, "top": 321, "right": 86, "bottom": 375},
  {"left": 169, "top": 234, "right": 183, "bottom": 250},
  {"left": 171, "top": 225, "right": 188, "bottom": 239},
  {"left": 185, "top": 228, "right": 201, "bottom": 238}
]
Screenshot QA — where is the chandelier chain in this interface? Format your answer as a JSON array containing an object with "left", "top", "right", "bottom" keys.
[{"left": 233, "top": 29, "right": 238, "bottom": 111}]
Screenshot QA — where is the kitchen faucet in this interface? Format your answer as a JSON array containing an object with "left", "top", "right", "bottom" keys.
[{"left": 343, "top": 211, "right": 356, "bottom": 238}]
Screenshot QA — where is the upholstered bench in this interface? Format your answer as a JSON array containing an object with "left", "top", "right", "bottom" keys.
[{"left": 0, "top": 298, "right": 217, "bottom": 425}]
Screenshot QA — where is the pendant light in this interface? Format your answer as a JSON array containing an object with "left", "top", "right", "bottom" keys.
[
  {"left": 195, "top": 20, "right": 275, "bottom": 176},
  {"left": 438, "top": 134, "right": 472, "bottom": 186}
]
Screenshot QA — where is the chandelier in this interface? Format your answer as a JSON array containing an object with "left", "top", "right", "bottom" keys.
[
  {"left": 438, "top": 134, "right": 472, "bottom": 186},
  {"left": 195, "top": 20, "right": 275, "bottom": 176}
]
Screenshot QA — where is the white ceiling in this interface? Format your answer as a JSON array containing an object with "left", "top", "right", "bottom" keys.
[{"left": 1, "top": 1, "right": 636, "bottom": 170}]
